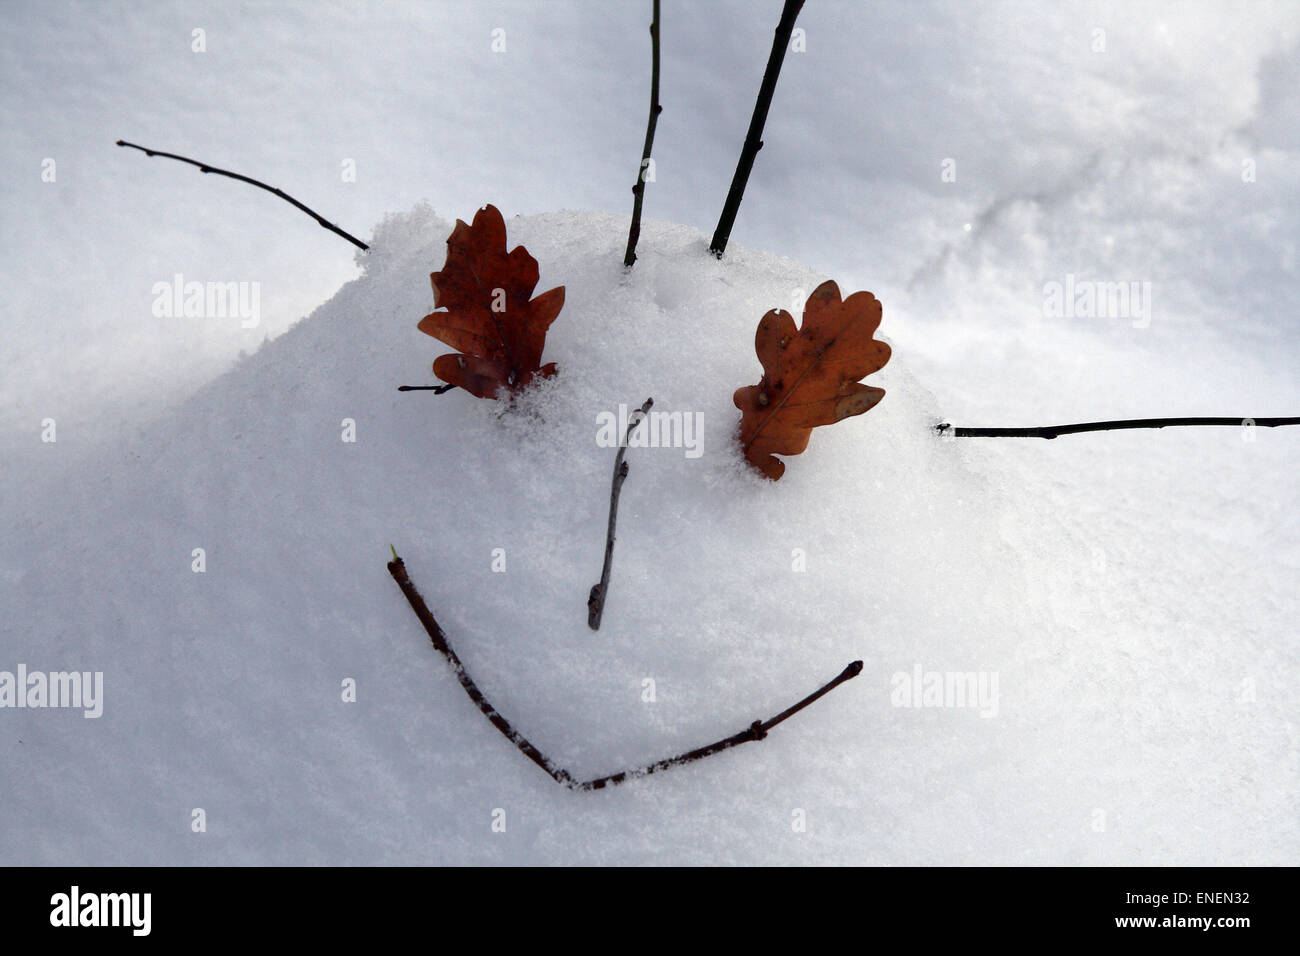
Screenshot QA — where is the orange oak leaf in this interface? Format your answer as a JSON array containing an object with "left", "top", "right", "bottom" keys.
[
  {"left": 734, "top": 280, "right": 891, "bottom": 480},
  {"left": 418, "top": 204, "right": 565, "bottom": 399}
]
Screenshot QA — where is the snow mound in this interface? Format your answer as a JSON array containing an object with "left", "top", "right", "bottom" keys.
[{"left": 2, "top": 205, "right": 1294, "bottom": 864}]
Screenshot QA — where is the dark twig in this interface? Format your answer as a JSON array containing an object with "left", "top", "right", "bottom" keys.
[
  {"left": 588, "top": 398, "right": 653, "bottom": 630},
  {"left": 708, "top": 0, "right": 805, "bottom": 258},
  {"left": 935, "top": 417, "right": 1300, "bottom": 440},
  {"left": 387, "top": 553, "right": 576, "bottom": 786},
  {"left": 389, "top": 549, "right": 862, "bottom": 791},
  {"left": 115, "top": 139, "right": 369, "bottom": 251},
  {"left": 397, "top": 384, "right": 457, "bottom": 394},
  {"left": 577, "top": 659, "right": 864, "bottom": 790},
  {"left": 623, "top": 0, "right": 662, "bottom": 268}
]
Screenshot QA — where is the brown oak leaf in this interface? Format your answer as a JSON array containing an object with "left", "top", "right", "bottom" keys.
[
  {"left": 734, "top": 280, "right": 891, "bottom": 480},
  {"left": 418, "top": 204, "right": 564, "bottom": 399}
]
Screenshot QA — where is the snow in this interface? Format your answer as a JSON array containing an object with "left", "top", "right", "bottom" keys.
[
  {"left": 6, "top": 1, "right": 1298, "bottom": 447},
  {"left": 3, "top": 0, "right": 1298, "bottom": 868},
  {"left": 2, "top": 204, "right": 1294, "bottom": 864}
]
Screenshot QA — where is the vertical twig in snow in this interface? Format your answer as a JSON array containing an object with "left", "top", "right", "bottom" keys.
[
  {"left": 624, "top": 0, "right": 662, "bottom": 268},
  {"left": 708, "top": 0, "right": 805, "bottom": 258},
  {"left": 588, "top": 397, "right": 654, "bottom": 630}
]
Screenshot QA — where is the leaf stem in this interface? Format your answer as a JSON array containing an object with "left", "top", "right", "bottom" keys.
[{"left": 397, "top": 384, "right": 457, "bottom": 394}]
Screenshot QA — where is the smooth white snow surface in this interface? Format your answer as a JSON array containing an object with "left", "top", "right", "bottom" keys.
[{"left": 2, "top": 205, "right": 1295, "bottom": 864}]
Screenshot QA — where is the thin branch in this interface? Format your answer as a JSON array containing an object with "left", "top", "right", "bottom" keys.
[
  {"left": 935, "top": 417, "right": 1300, "bottom": 440},
  {"left": 623, "top": 0, "right": 662, "bottom": 268},
  {"left": 708, "top": 0, "right": 805, "bottom": 258},
  {"left": 589, "top": 398, "right": 653, "bottom": 630},
  {"left": 115, "top": 139, "right": 369, "bottom": 251},
  {"left": 578, "top": 659, "right": 863, "bottom": 791},
  {"left": 388, "top": 554, "right": 576, "bottom": 786},
  {"left": 388, "top": 551, "right": 862, "bottom": 791},
  {"left": 397, "top": 384, "right": 457, "bottom": 394}
]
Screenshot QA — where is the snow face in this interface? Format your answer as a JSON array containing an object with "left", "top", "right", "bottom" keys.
[{"left": 1, "top": 205, "right": 1295, "bottom": 864}]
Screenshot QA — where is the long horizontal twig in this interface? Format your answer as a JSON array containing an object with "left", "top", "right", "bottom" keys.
[
  {"left": 588, "top": 397, "right": 653, "bottom": 630},
  {"left": 935, "top": 417, "right": 1300, "bottom": 439},
  {"left": 387, "top": 550, "right": 862, "bottom": 791},
  {"left": 116, "top": 139, "right": 369, "bottom": 251}
]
